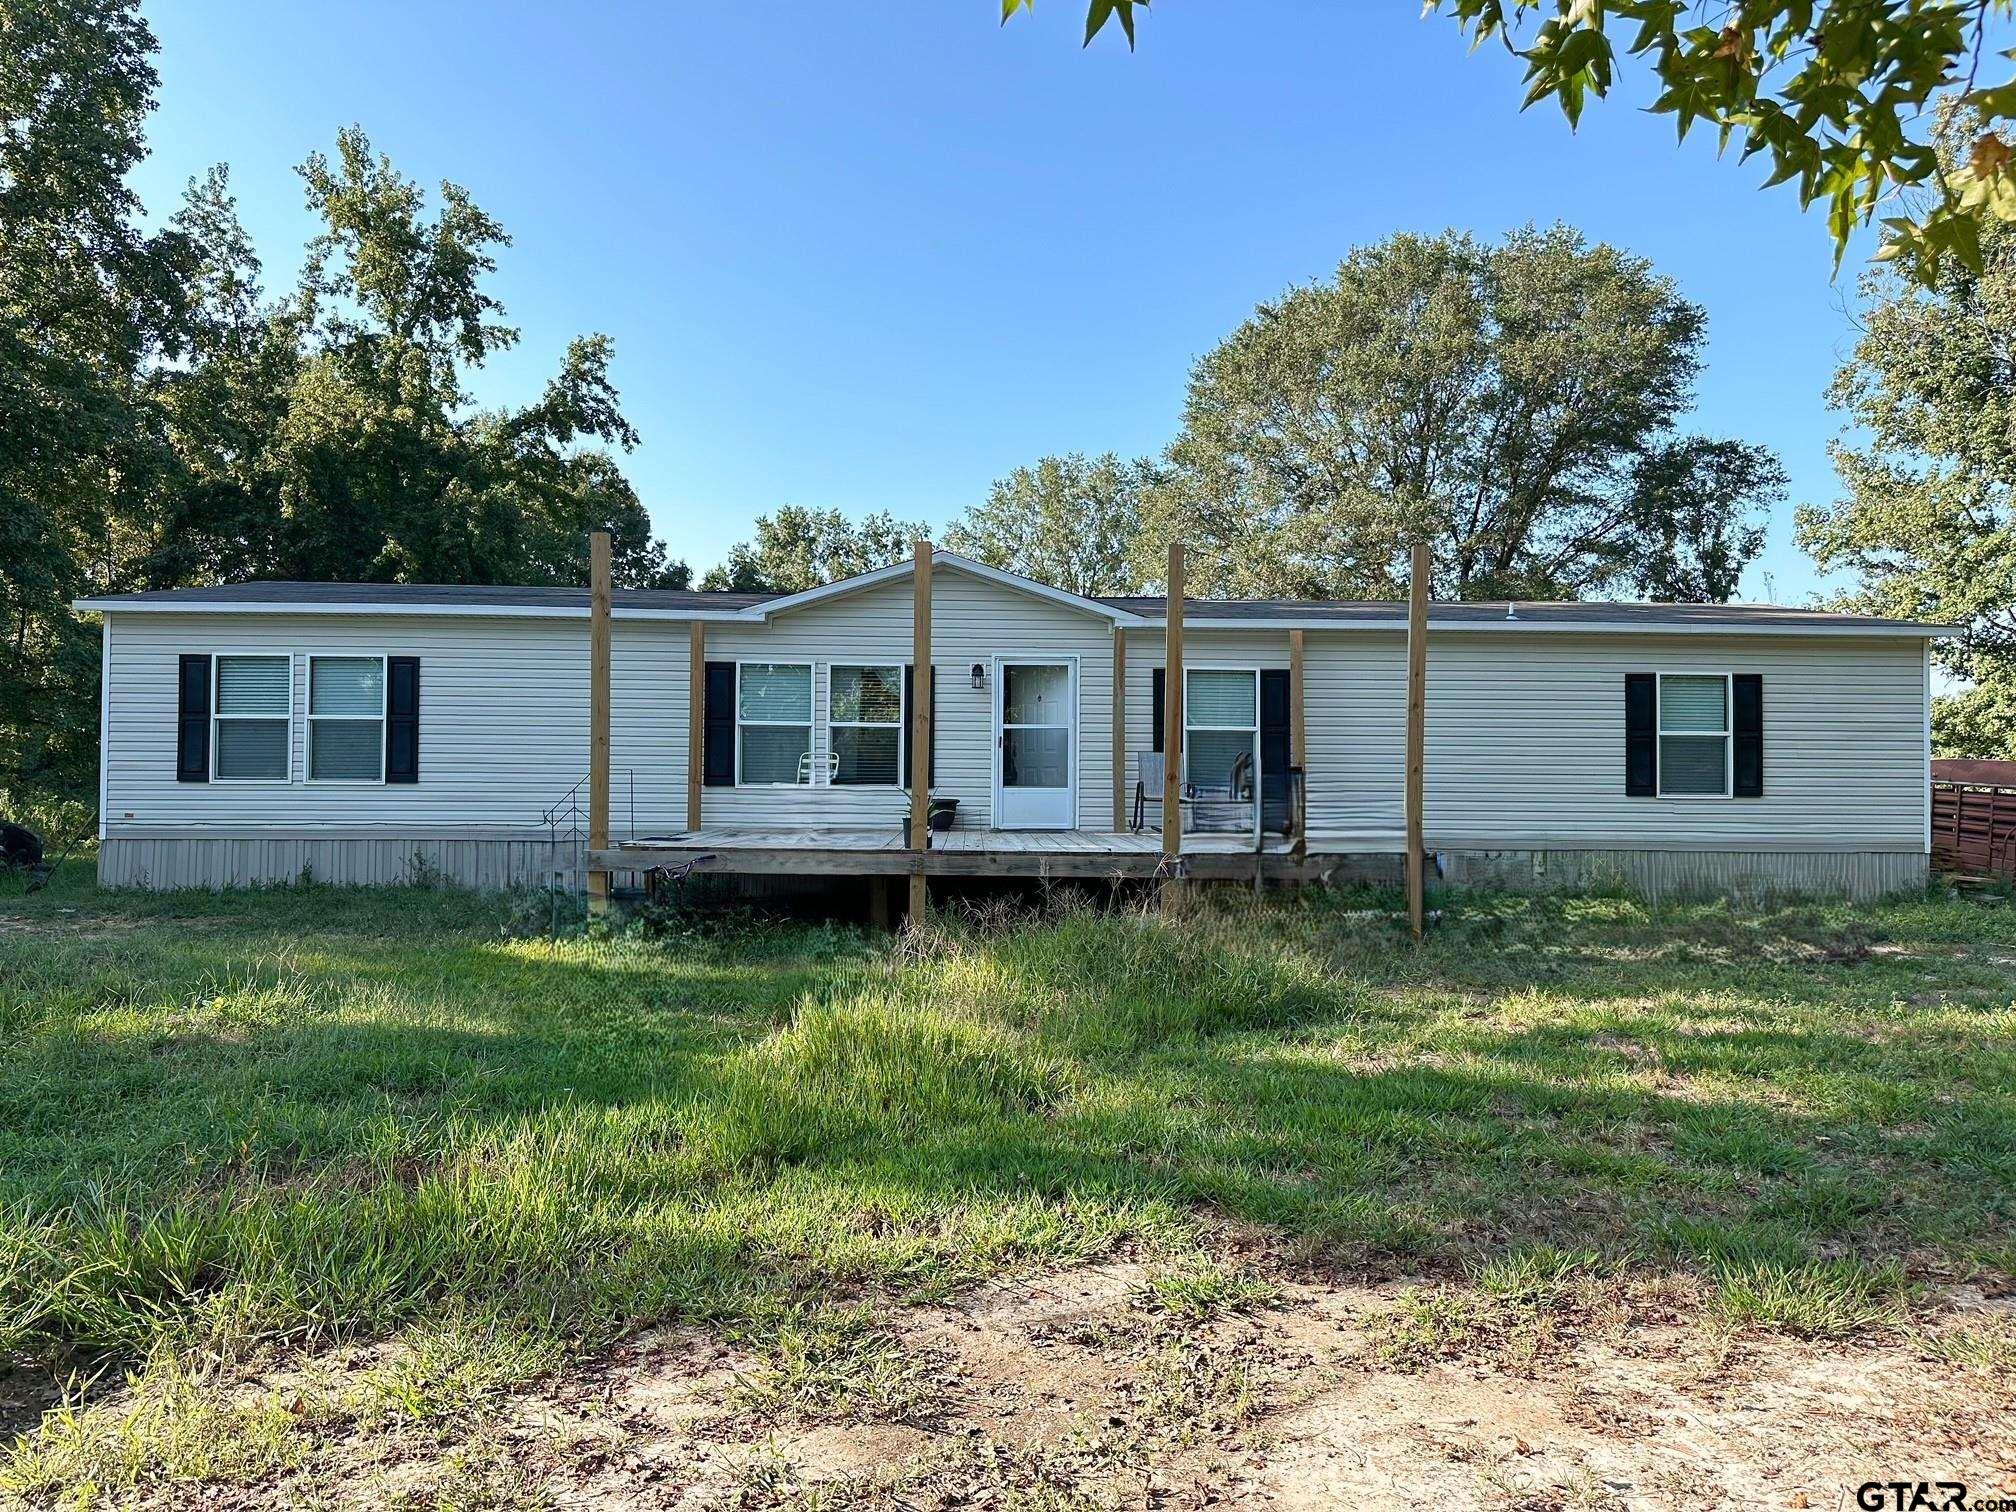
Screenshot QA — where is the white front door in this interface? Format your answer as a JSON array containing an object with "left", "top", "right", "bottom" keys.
[{"left": 994, "top": 659, "right": 1076, "bottom": 829}]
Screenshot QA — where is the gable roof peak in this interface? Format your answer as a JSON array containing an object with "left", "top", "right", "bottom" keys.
[{"left": 753, "top": 549, "right": 1147, "bottom": 624}]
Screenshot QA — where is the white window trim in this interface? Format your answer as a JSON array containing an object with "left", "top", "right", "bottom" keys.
[
  {"left": 306, "top": 653, "right": 389, "bottom": 786},
  {"left": 825, "top": 663, "right": 907, "bottom": 789},
  {"left": 1183, "top": 664, "right": 1261, "bottom": 792},
  {"left": 735, "top": 659, "right": 816, "bottom": 788},
  {"left": 211, "top": 652, "right": 295, "bottom": 785},
  {"left": 1655, "top": 670, "right": 1733, "bottom": 800}
]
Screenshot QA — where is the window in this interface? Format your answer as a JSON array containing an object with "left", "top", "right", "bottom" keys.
[
  {"left": 737, "top": 662, "right": 813, "bottom": 784},
  {"left": 1186, "top": 668, "right": 1258, "bottom": 795},
  {"left": 829, "top": 665, "right": 903, "bottom": 785},
  {"left": 1001, "top": 662, "right": 1071, "bottom": 789},
  {"left": 213, "top": 654, "right": 291, "bottom": 781},
  {"left": 1658, "top": 673, "right": 1730, "bottom": 797},
  {"left": 309, "top": 656, "right": 386, "bottom": 782}
]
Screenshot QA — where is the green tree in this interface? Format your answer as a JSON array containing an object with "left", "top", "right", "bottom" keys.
[
  {"left": 0, "top": 0, "right": 194, "bottom": 814},
  {"left": 1624, "top": 437, "right": 1783, "bottom": 602},
  {"left": 1798, "top": 128, "right": 2016, "bottom": 756},
  {"left": 150, "top": 129, "right": 686, "bottom": 593},
  {"left": 701, "top": 507, "right": 927, "bottom": 592},
  {"left": 1139, "top": 225, "right": 1779, "bottom": 601},
  {"left": 944, "top": 453, "right": 1150, "bottom": 595},
  {"left": 5, "top": 10, "right": 687, "bottom": 818},
  {"left": 1013, "top": 0, "right": 2016, "bottom": 280}
]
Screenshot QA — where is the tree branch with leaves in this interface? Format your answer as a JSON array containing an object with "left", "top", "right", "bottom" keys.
[{"left": 1009, "top": 0, "right": 2016, "bottom": 280}]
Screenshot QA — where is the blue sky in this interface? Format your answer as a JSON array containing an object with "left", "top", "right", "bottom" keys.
[{"left": 131, "top": 0, "right": 1877, "bottom": 600}]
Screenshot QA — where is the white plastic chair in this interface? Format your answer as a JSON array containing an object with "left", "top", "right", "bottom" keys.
[{"left": 796, "top": 750, "right": 841, "bottom": 786}]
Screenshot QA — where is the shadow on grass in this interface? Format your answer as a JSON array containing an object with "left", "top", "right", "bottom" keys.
[{"left": 1, "top": 879, "right": 2012, "bottom": 1371}]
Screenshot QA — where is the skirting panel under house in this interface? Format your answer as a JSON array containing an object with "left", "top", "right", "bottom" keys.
[
  {"left": 98, "top": 833, "right": 1930, "bottom": 902},
  {"left": 1440, "top": 848, "right": 1929, "bottom": 904},
  {"left": 98, "top": 834, "right": 584, "bottom": 891}
]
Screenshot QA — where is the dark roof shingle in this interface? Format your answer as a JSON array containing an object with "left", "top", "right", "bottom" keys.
[
  {"left": 81, "top": 580, "right": 777, "bottom": 611},
  {"left": 1096, "top": 596, "right": 1942, "bottom": 631},
  {"left": 76, "top": 578, "right": 1950, "bottom": 633}
]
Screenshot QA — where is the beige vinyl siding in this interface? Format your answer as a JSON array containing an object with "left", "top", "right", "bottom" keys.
[
  {"left": 1123, "top": 630, "right": 1400, "bottom": 832},
  {"left": 102, "top": 598, "right": 1928, "bottom": 854},
  {"left": 1417, "top": 632, "right": 1927, "bottom": 850},
  {"left": 702, "top": 567, "right": 1115, "bottom": 830},
  {"left": 1124, "top": 630, "right": 1927, "bottom": 851},
  {"left": 101, "top": 563, "right": 1123, "bottom": 838},
  {"left": 102, "top": 612, "right": 691, "bottom": 835}
]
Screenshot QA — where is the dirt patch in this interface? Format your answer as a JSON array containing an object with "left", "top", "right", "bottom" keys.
[
  {"left": 21, "top": 1262, "right": 2013, "bottom": 1509},
  {"left": 0, "top": 911, "right": 257, "bottom": 938},
  {"left": 0, "top": 913, "right": 148, "bottom": 938},
  {"left": 0, "top": 1367, "right": 62, "bottom": 1445},
  {"left": 465, "top": 1264, "right": 2010, "bottom": 1509}
]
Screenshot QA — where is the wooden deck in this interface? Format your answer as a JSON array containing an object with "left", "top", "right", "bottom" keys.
[{"left": 591, "top": 826, "right": 1405, "bottom": 882}]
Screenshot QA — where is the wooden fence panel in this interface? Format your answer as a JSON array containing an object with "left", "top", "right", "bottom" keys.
[{"left": 1933, "top": 780, "right": 2016, "bottom": 876}]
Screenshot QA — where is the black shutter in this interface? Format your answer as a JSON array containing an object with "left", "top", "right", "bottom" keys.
[
  {"left": 1151, "top": 667, "right": 1165, "bottom": 753},
  {"left": 385, "top": 657, "right": 420, "bottom": 783},
  {"left": 703, "top": 662, "right": 735, "bottom": 786},
  {"left": 901, "top": 665, "right": 937, "bottom": 788},
  {"left": 1625, "top": 673, "right": 1657, "bottom": 796},
  {"left": 176, "top": 654, "right": 211, "bottom": 783},
  {"left": 1260, "top": 668, "right": 1291, "bottom": 831},
  {"left": 902, "top": 665, "right": 914, "bottom": 788},
  {"left": 1732, "top": 674, "right": 1763, "bottom": 797}
]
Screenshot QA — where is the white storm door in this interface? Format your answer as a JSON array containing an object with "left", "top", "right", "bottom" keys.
[{"left": 994, "top": 659, "right": 1076, "bottom": 829}]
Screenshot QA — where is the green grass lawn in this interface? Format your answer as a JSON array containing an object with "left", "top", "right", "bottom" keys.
[{"left": 1, "top": 864, "right": 2012, "bottom": 1501}]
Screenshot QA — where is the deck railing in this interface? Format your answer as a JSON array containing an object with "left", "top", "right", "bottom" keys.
[{"left": 540, "top": 770, "right": 638, "bottom": 888}]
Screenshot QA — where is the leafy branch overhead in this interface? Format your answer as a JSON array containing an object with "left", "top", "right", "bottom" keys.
[
  {"left": 1000, "top": 0, "right": 1146, "bottom": 48},
  {"left": 1015, "top": 0, "right": 2016, "bottom": 280}
]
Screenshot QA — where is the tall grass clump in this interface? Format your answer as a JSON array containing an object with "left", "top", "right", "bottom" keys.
[
  {"left": 908, "top": 898, "right": 1356, "bottom": 1053},
  {"left": 690, "top": 987, "right": 1074, "bottom": 1175}
]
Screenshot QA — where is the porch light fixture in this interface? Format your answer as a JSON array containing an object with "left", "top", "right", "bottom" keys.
[{"left": 970, "top": 662, "right": 986, "bottom": 690}]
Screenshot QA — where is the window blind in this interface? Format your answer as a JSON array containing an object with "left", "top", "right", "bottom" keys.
[
  {"left": 310, "top": 657, "right": 383, "bottom": 716},
  {"left": 1659, "top": 675, "right": 1726, "bottom": 732},
  {"left": 831, "top": 665, "right": 900, "bottom": 724},
  {"left": 216, "top": 656, "right": 290, "bottom": 715},
  {"left": 739, "top": 664, "right": 811, "bottom": 721},
  {"left": 1187, "top": 669, "right": 1256, "bottom": 726},
  {"left": 215, "top": 720, "right": 288, "bottom": 780}
]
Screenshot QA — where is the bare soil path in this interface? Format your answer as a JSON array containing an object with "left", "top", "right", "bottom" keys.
[{"left": 262, "top": 1257, "right": 2014, "bottom": 1510}]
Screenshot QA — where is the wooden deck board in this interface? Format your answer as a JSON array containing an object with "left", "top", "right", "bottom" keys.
[
  {"left": 601, "top": 824, "right": 1398, "bottom": 882},
  {"left": 616, "top": 827, "right": 1370, "bottom": 857}
]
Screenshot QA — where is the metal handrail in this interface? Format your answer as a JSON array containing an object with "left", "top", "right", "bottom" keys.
[
  {"left": 541, "top": 775, "right": 587, "bottom": 836},
  {"left": 541, "top": 771, "right": 637, "bottom": 848}
]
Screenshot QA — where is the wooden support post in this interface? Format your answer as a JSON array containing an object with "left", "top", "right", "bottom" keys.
[
  {"left": 1111, "top": 628, "right": 1127, "bottom": 831},
  {"left": 909, "top": 540, "right": 933, "bottom": 921},
  {"left": 686, "top": 620, "right": 704, "bottom": 832},
  {"left": 587, "top": 530, "right": 612, "bottom": 916},
  {"left": 1405, "top": 541, "right": 1429, "bottom": 940},
  {"left": 869, "top": 876, "right": 891, "bottom": 930},
  {"left": 1162, "top": 544, "right": 1185, "bottom": 856},
  {"left": 1162, "top": 543, "right": 1185, "bottom": 906},
  {"left": 1289, "top": 629, "right": 1308, "bottom": 860}
]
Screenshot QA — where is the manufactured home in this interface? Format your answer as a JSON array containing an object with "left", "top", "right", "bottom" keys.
[{"left": 76, "top": 549, "right": 1949, "bottom": 900}]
